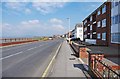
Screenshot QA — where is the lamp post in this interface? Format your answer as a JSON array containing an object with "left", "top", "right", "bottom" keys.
[{"left": 67, "top": 17, "right": 70, "bottom": 43}]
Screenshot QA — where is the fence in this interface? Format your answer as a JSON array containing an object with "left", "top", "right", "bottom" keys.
[
  {"left": 0, "top": 38, "right": 38, "bottom": 46},
  {"left": 0, "top": 38, "right": 34, "bottom": 43}
]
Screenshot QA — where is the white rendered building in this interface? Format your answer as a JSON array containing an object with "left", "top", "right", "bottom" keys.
[
  {"left": 111, "top": 1, "right": 120, "bottom": 44},
  {"left": 71, "top": 23, "right": 83, "bottom": 41}
]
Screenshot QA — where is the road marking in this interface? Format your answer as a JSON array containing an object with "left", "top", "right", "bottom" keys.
[
  {"left": 0, "top": 51, "right": 23, "bottom": 60},
  {"left": 0, "top": 42, "right": 35, "bottom": 51},
  {"left": 27, "top": 47, "right": 36, "bottom": 50},
  {"left": 41, "top": 43, "right": 62, "bottom": 78},
  {"left": 0, "top": 44, "right": 49, "bottom": 60}
]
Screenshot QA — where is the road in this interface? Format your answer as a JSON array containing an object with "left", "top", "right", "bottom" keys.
[{"left": 1, "top": 39, "right": 63, "bottom": 77}]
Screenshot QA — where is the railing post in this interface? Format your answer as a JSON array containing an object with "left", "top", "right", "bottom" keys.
[{"left": 5, "top": 39, "right": 6, "bottom": 42}]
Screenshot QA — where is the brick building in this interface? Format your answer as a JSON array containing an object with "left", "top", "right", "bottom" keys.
[{"left": 83, "top": 2, "right": 111, "bottom": 46}]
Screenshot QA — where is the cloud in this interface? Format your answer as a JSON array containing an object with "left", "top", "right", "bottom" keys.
[
  {"left": 3, "top": 2, "right": 66, "bottom": 15},
  {"left": 1, "top": 0, "right": 107, "bottom": 2},
  {"left": 25, "top": 8, "right": 31, "bottom": 14},
  {"left": 32, "top": 2, "right": 65, "bottom": 14},
  {"left": 52, "top": 24, "right": 65, "bottom": 30},
  {"left": 5, "top": 2, "right": 27, "bottom": 10},
  {"left": 21, "top": 20, "right": 40, "bottom": 25},
  {"left": 50, "top": 18, "right": 63, "bottom": 24},
  {"left": 2, "top": 18, "right": 66, "bottom": 37},
  {"left": 1, "top": 0, "right": 69, "bottom": 2}
]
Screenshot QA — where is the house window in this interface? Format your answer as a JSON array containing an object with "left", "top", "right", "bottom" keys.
[
  {"left": 102, "top": 5, "right": 106, "bottom": 14},
  {"left": 102, "top": 19, "right": 106, "bottom": 27},
  {"left": 115, "top": 15, "right": 119, "bottom": 24},
  {"left": 97, "top": 21, "right": 101, "bottom": 27},
  {"left": 97, "top": 10, "right": 100, "bottom": 15},
  {"left": 90, "top": 25, "right": 92, "bottom": 30},
  {"left": 111, "top": 33, "right": 120, "bottom": 43},
  {"left": 79, "top": 29, "right": 82, "bottom": 32},
  {"left": 84, "top": 35, "right": 86, "bottom": 38},
  {"left": 84, "top": 27, "right": 87, "bottom": 32},
  {"left": 90, "top": 16, "right": 92, "bottom": 21},
  {"left": 115, "top": 2, "right": 119, "bottom": 6},
  {"left": 112, "top": 2, "right": 115, "bottom": 8},
  {"left": 97, "top": 33, "right": 101, "bottom": 39},
  {"left": 119, "top": 14, "right": 120, "bottom": 23},
  {"left": 90, "top": 34, "right": 92, "bottom": 39},
  {"left": 112, "top": 17, "right": 115, "bottom": 25},
  {"left": 102, "top": 32, "right": 106, "bottom": 40}
]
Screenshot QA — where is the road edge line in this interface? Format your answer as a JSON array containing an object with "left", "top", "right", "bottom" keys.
[{"left": 41, "top": 42, "right": 62, "bottom": 78}]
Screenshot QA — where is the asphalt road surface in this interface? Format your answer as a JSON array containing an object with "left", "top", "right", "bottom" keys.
[{"left": 1, "top": 39, "right": 63, "bottom": 77}]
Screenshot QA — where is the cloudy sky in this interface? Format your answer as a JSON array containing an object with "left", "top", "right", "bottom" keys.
[{"left": 1, "top": 1, "right": 104, "bottom": 38}]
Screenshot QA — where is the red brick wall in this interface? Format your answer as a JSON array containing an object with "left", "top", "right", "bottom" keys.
[{"left": 79, "top": 48, "right": 88, "bottom": 58}]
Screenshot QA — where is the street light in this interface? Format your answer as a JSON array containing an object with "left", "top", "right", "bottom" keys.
[{"left": 67, "top": 17, "right": 70, "bottom": 42}]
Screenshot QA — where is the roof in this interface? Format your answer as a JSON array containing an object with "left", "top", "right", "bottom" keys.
[
  {"left": 82, "top": 2, "right": 107, "bottom": 22},
  {"left": 75, "top": 23, "right": 83, "bottom": 28}
]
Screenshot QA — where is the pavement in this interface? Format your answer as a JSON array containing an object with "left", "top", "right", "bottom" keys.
[
  {"left": 1, "top": 39, "right": 63, "bottom": 77},
  {"left": 48, "top": 40, "right": 91, "bottom": 78}
]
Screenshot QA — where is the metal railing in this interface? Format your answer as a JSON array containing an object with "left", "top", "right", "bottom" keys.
[
  {"left": 0, "top": 38, "right": 33, "bottom": 43},
  {"left": 91, "top": 56, "right": 120, "bottom": 79}
]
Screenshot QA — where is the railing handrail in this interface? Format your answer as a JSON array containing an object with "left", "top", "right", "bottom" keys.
[{"left": 95, "top": 58, "right": 120, "bottom": 77}]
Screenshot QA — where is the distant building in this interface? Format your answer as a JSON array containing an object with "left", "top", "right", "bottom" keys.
[
  {"left": 83, "top": 2, "right": 111, "bottom": 45},
  {"left": 111, "top": 1, "right": 120, "bottom": 47},
  {"left": 71, "top": 23, "right": 83, "bottom": 41}
]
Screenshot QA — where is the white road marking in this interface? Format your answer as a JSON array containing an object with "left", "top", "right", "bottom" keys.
[
  {"left": 27, "top": 47, "right": 35, "bottom": 50},
  {"left": 1, "top": 42, "right": 54, "bottom": 60},
  {"left": 0, "top": 51, "right": 23, "bottom": 60},
  {"left": 1, "top": 41, "right": 40, "bottom": 51}
]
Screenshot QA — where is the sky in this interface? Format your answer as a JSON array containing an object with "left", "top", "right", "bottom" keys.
[{"left": 1, "top": 1, "right": 104, "bottom": 38}]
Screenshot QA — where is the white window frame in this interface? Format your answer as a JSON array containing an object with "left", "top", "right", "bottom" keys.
[
  {"left": 97, "top": 21, "right": 101, "bottom": 27},
  {"left": 102, "top": 32, "right": 106, "bottom": 40},
  {"left": 97, "top": 33, "right": 101, "bottom": 39},
  {"left": 90, "top": 34, "right": 92, "bottom": 39},
  {"left": 102, "top": 19, "right": 106, "bottom": 27},
  {"left": 90, "top": 25, "right": 92, "bottom": 30},
  {"left": 102, "top": 5, "right": 106, "bottom": 14},
  {"left": 90, "top": 16, "right": 92, "bottom": 21},
  {"left": 97, "top": 10, "right": 100, "bottom": 15}
]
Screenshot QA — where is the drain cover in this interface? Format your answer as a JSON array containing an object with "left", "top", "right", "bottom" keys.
[{"left": 69, "top": 58, "right": 75, "bottom": 60}]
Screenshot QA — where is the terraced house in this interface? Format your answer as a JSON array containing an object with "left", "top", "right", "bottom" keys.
[{"left": 83, "top": 2, "right": 111, "bottom": 46}]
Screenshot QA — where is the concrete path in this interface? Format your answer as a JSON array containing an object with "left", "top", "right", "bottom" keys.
[{"left": 49, "top": 40, "right": 91, "bottom": 78}]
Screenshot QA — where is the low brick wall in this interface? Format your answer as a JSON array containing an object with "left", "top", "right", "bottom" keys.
[
  {"left": 70, "top": 41, "right": 89, "bottom": 58},
  {"left": 79, "top": 47, "right": 89, "bottom": 58},
  {"left": 0, "top": 40, "right": 38, "bottom": 46}
]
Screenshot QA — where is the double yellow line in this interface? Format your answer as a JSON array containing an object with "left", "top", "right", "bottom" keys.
[{"left": 41, "top": 42, "right": 62, "bottom": 78}]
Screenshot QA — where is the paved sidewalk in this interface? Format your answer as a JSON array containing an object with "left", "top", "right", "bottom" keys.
[{"left": 48, "top": 40, "right": 91, "bottom": 78}]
